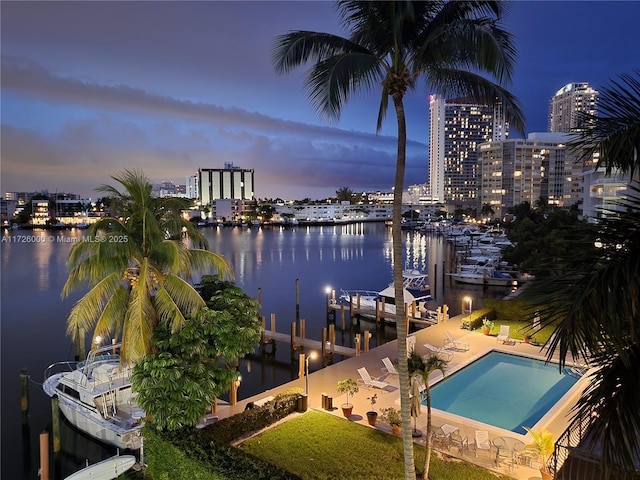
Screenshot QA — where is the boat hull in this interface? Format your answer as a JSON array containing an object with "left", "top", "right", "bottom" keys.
[
  {"left": 64, "top": 455, "right": 136, "bottom": 480},
  {"left": 448, "top": 273, "right": 516, "bottom": 287}
]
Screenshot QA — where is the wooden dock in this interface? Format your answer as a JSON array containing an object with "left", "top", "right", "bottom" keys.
[
  {"left": 262, "top": 330, "right": 356, "bottom": 356},
  {"left": 326, "top": 294, "right": 442, "bottom": 331}
]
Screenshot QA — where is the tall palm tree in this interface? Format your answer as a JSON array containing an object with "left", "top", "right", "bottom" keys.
[
  {"left": 522, "top": 71, "right": 640, "bottom": 475},
  {"left": 273, "top": 2, "right": 523, "bottom": 477},
  {"left": 410, "top": 351, "right": 448, "bottom": 479},
  {"left": 62, "top": 169, "right": 233, "bottom": 363}
]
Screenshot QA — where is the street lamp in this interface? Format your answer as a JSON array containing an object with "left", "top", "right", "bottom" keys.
[
  {"left": 305, "top": 352, "right": 317, "bottom": 396},
  {"left": 464, "top": 296, "right": 472, "bottom": 326}
]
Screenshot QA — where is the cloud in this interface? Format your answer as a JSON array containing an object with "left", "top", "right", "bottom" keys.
[{"left": 1, "top": 57, "right": 428, "bottom": 199}]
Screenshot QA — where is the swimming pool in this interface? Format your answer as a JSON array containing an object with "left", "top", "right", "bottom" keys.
[{"left": 424, "top": 351, "right": 583, "bottom": 434}]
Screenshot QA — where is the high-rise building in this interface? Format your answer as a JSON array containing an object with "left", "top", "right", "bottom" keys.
[
  {"left": 198, "top": 163, "right": 255, "bottom": 205},
  {"left": 549, "top": 82, "right": 598, "bottom": 133},
  {"left": 478, "top": 133, "right": 584, "bottom": 219},
  {"left": 186, "top": 175, "right": 199, "bottom": 200},
  {"left": 429, "top": 95, "right": 508, "bottom": 211}
]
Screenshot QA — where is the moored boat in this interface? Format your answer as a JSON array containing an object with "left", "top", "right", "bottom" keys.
[
  {"left": 43, "top": 342, "right": 144, "bottom": 450},
  {"left": 448, "top": 268, "right": 517, "bottom": 287},
  {"left": 63, "top": 454, "right": 136, "bottom": 480},
  {"left": 339, "top": 269, "right": 436, "bottom": 321}
]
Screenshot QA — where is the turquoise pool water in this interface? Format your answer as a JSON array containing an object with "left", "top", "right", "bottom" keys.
[{"left": 424, "top": 351, "right": 582, "bottom": 434}]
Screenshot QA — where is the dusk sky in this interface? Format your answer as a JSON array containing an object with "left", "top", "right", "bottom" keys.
[{"left": 2, "top": 1, "right": 639, "bottom": 200}]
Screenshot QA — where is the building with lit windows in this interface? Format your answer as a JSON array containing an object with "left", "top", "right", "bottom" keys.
[
  {"left": 549, "top": 82, "right": 598, "bottom": 133},
  {"left": 478, "top": 133, "right": 584, "bottom": 219},
  {"left": 198, "top": 163, "right": 254, "bottom": 205},
  {"left": 429, "top": 95, "right": 509, "bottom": 212}
]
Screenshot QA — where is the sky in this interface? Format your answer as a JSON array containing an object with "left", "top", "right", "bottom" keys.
[{"left": 2, "top": 1, "right": 639, "bottom": 201}]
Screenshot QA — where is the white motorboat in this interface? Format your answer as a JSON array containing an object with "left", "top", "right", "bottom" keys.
[
  {"left": 339, "top": 269, "right": 435, "bottom": 320},
  {"left": 448, "top": 268, "right": 517, "bottom": 287},
  {"left": 64, "top": 454, "right": 136, "bottom": 480},
  {"left": 43, "top": 343, "right": 144, "bottom": 450}
]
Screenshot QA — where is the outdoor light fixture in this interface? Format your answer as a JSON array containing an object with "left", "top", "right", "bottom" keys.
[
  {"left": 464, "top": 296, "right": 472, "bottom": 325},
  {"left": 305, "top": 352, "right": 317, "bottom": 396}
]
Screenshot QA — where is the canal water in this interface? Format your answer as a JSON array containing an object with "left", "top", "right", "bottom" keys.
[{"left": 0, "top": 222, "right": 512, "bottom": 479}]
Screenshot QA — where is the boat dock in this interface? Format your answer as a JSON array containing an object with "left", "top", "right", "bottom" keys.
[{"left": 326, "top": 293, "right": 441, "bottom": 330}]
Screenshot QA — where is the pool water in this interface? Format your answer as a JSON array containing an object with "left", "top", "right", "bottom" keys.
[{"left": 424, "top": 351, "right": 582, "bottom": 433}]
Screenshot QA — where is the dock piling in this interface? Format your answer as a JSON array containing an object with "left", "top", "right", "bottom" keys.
[
  {"left": 51, "top": 396, "right": 60, "bottom": 453},
  {"left": 39, "top": 431, "right": 49, "bottom": 480}
]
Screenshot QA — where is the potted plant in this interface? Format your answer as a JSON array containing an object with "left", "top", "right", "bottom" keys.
[
  {"left": 380, "top": 406, "right": 402, "bottom": 435},
  {"left": 336, "top": 378, "right": 359, "bottom": 418},
  {"left": 481, "top": 317, "right": 494, "bottom": 335},
  {"left": 366, "top": 394, "right": 378, "bottom": 426},
  {"left": 524, "top": 427, "right": 555, "bottom": 480}
]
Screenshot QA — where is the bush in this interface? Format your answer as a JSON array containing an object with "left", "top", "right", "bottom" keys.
[
  {"left": 460, "top": 307, "right": 494, "bottom": 330},
  {"left": 143, "top": 389, "right": 304, "bottom": 480}
]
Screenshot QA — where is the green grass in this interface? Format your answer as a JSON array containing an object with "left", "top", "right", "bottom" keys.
[
  {"left": 240, "top": 411, "right": 510, "bottom": 480},
  {"left": 482, "top": 320, "right": 554, "bottom": 344}
]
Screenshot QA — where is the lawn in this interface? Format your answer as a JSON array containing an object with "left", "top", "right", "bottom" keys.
[
  {"left": 240, "top": 411, "right": 510, "bottom": 480},
  {"left": 483, "top": 320, "right": 554, "bottom": 344}
]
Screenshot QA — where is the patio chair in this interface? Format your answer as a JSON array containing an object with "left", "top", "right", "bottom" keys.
[
  {"left": 431, "top": 426, "right": 450, "bottom": 451},
  {"left": 444, "top": 331, "right": 470, "bottom": 352},
  {"left": 497, "top": 325, "right": 511, "bottom": 343},
  {"left": 450, "top": 432, "right": 469, "bottom": 455},
  {"left": 474, "top": 430, "right": 492, "bottom": 458},
  {"left": 381, "top": 357, "right": 398, "bottom": 375},
  {"left": 423, "top": 342, "right": 454, "bottom": 361},
  {"left": 357, "top": 367, "right": 391, "bottom": 391}
]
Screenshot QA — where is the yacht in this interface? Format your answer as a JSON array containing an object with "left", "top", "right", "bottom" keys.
[{"left": 43, "top": 342, "right": 144, "bottom": 450}]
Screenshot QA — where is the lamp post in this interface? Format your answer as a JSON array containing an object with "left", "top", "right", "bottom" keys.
[
  {"left": 464, "top": 296, "right": 472, "bottom": 326},
  {"left": 305, "top": 352, "right": 317, "bottom": 396}
]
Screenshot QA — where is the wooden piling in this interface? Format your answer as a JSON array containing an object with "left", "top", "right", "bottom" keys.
[
  {"left": 340, "top": 302, "right": 345, "bottom": 331},
  {"left": 298, "top": 353, "right": 306, "bottom": 379},
  {"left": 329, "top": 324, "right": 335, "bottom": 354},
  {"left": 355, "top": 334, "right": 361, "bottom": 356},
  {"left": 364, "top": 331, "right": 371, "bottom": 352},
  {"left": 295, "top": 279, "right": 300, "bottom": 324},
  {"left": 73, "top": 327, "right": 85, "bottom": 361},
  {"left": 300, "top": 318, "right": 306, "bottom": 339},
  {"left": 321, "top": 328, "right": 327, "bottom": 361},
  {"left": 20, "top": 368, "right": 29, "bottom": 418},
  {"left": 51, "top": 396, "right": 60, "bottom": 453},
  {"left": 39, "top": 431, "right": 49, "bottom": 480}
]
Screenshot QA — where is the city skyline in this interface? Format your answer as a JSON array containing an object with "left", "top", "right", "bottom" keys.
[{"left": 2, "top": 1, "right": 639, "bottom": 200}]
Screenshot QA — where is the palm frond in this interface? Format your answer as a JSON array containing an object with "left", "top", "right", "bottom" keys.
[{"left": 65, "top": 272, "right": 125, "bottom": 336}]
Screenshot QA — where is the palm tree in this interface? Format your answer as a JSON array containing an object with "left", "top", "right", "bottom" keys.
[
  {"left": 273, "top": 2, "right": 523, "bottom": 477},
  {"left": 522, "top": 71, "right": 640, "bottom": 474},
  {"left": 410, "top": 351, "right": 448, "bottom": 480},
  {"left": 62, "top": 169, "right": 233, "bottom": 363}
]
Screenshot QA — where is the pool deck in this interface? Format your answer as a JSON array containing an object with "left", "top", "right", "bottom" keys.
[{"left": 214, "top": 314, "right": 590, "bottom": 480}]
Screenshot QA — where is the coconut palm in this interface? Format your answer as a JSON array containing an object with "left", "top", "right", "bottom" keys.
[
  {"left": 273, "top": 2, "right": 523, "bottom": 477},
  {"left": 522, "top": 71, "right": 640, "bottom": 474},
  {"left": 62, "top": 169, "right": 233, "bottom": 363},
  {"left": 409, "top": 351, "right": 448, "bottom": 479}
]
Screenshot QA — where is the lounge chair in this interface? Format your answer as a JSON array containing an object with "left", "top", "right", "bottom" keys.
[
  {"left": 381, "top": 357, "right": 398, "bottom": 375},
  {"left": 406, "top": 335, "right": 416, "bottom": 357},
  {"left": 423, "top": 343, "right": 454, "bottom": 361},
  {"left": 474, "top": 430, "right": 492, "bottom": 458},
  {"left": 357, "top": 367, "right": 391, "bottom": 390},
  {"left": 497, "top": 325, "right": 511, "bottom": 343},
  {"left": 444, "top": 331, "right": 470, "bottom": 352}
]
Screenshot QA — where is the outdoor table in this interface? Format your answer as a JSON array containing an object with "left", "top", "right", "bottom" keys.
[{"left": 493, "top": 437, "right": 526, "bottom": 471}]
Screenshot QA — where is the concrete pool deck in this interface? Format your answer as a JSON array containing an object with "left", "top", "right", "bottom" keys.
[{"left": 215, "top": 314, "right": 590, "bottom": 480}]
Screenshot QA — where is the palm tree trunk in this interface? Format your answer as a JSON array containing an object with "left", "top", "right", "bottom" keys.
[
  {"left": 391, "top": 92, "right": 416, "bottom": 480},
  {"left": 424, "top": 388, "right": 433, "bottom": 479}
]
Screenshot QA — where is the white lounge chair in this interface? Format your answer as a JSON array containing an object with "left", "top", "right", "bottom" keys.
[
  {"left": 381, "top": 357, "right": 398, "bottom": 375},
  {"left": 444, "top": 331, "right": 470, "bottom": 351},
  {"left": 423, "top": 343, "right": 454, "bottom": 361},
  {"left": 474, "top": 430, "right": 492, "bottom": 458},
  {"left": 497, "top": 325, "right": 511, "bottom": 343},
  {"left": 357, "top": 367, "right": 391, "bottom": 390}
]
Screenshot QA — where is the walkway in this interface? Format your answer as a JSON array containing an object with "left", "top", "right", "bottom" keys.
[{"left": 215, "top": 314, "right": 588, "bottom": 480}]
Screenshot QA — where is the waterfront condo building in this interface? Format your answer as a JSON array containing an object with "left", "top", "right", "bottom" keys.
[
  {"left": 198, "top": 163, "right": 255, "bottom": 222},
  {"left": 478, "top": 133, "right": 584, "bottom": 219},
  {"left": 549, "top": 82, "right": 598, "bottom": 133},
  {"left": 428, "top": 94, "right": 509, "bottom": 212}
]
